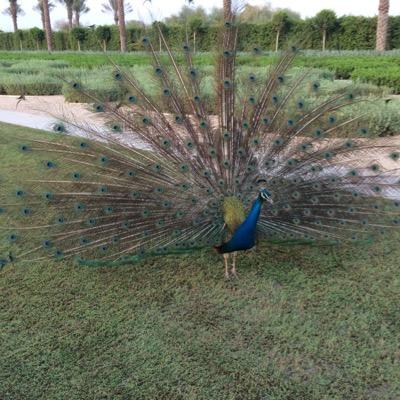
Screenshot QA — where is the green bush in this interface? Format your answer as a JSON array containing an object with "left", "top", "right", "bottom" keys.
[
  {"left": 2, "top": 60, "right": 69, "bottom": 75},
  {"left": 300, "top": 57, "right": 398, "bottom": 80},
  {"left": 0, "top": 73, "right": 63, "bottom": 95},
  {"left": 61, "top": 67, "right": 128, "bottom": 103},
  {"left": 352, "top": 67, "right": 400, "bottom": 93},
  {"left": 297, "top": 55, "right": 400, "bottom": 93},
  {"left": 368, "top": 101, "right": 400, "bottom": 136}
]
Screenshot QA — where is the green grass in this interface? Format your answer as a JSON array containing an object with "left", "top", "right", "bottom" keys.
[{"left": 1, "top": 122, "right": 400, "bottom": 399}]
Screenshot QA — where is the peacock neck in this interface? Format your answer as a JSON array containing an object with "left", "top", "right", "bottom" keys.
[{"left": 244, "top": 197, "right": 263, "bottom": 229}]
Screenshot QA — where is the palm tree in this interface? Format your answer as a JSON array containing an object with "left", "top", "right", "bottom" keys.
[
  {"left": 117, "top": 0, "right": 127, "bottom": 52},
  {"left": 376, "top": 0, "right": 390, "bottom": 51},
  {"left": 42, "top": 0, "right": 53, "bottom": 51},
  {"left": 57, "top": 0, "right": 74, "bottom": 30},
  {"left": 313, "top": 9, "right": 337, "bottom": 51},
  {"left": 34, "top": 1, "right": 55, "bottom": 31},
  {"left": 101, "top": 0, "right": 133, "bottom": 25},
  {"left": 271, "top": 11, "right": 292, "bottom": 52},
  {"left": 73, "top": 0, "right": 89, "bottom": 27},
  {"left": 30, "top": 27, "right": 46, "bottom": 50},
  {"left": 2, "top": 0, "right": 24, "bottom": 33}
]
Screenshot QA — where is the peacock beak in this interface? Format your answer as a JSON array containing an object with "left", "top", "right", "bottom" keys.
[{"left": 267, "top": 197, "right": 274, "bottom": 204}]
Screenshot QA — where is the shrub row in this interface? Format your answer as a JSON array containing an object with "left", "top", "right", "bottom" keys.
[
  {"left": 352, "top": 67, "right": 400, "bottom": 93},
  {"left": 298, "top": 56, "right": 400, "bottom": 93},
  {"left": 1, "top": 15, "right": 400, "bottom": 52},
  {"left": 1, "top": 53, "right": 400, "bottom": 95},
  {"left": 300, "top": 56, "right": 398, "bottom": 79}
]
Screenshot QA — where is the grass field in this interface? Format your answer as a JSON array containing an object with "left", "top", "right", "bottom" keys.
[{"left": 0, "top": 122, "right": 400, "bottom": 399}]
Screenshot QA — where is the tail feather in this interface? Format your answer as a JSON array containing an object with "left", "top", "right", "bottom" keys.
[{"left": 1, "top": 8, "right": 399, "bottom": 266}]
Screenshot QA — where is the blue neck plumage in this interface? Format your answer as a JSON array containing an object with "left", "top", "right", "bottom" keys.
[{"left": 217, "top": 196, "right": 263, "bottom": 254}]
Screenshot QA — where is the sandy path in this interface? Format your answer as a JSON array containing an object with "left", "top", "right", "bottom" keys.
[
  {"left": 0, "top": 95, "right": 153, "bottom": 149},
  {"left": 0, "top": 95, "right": 105, "bottom": 126}
]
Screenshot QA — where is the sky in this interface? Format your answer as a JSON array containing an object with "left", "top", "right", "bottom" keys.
[{"left": 0, "top": 0, "right": 399, "bottom": 32}]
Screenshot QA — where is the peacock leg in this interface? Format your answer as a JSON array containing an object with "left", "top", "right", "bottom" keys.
[
  {"left": 223, "top": 253, "right": 230, "bottom": 279},
  {"left": 231, "top": 252, "right": 238, "bottom": 277}
]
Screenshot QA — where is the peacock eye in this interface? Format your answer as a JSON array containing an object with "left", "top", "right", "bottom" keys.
[
  {"left": 223, "top": 79, "right": 232, "bottom": 88},
  {"left": 199, "top": 120, "right": 208, "bottom": 129}
]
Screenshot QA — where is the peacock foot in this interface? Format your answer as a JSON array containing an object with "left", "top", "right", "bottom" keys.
[
  {"left": 230, "top": 267, "right": 238, "bottom": 279},
  {"left": 223, "top": 254, "right": 230, "bottom": 279},
  {"left": 230, "top": 252, "right": 238, "bottom": 278}
]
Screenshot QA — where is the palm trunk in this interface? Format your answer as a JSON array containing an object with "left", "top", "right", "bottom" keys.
[
  {"left": 77, "top": 40, "right": 81, "bottom": 51},
  {"left": 40, "top": 8, "right": 46, "bottom": 31},
  {"left": 376, "top": 0, "right": 390, "bottom": 51},
  {"left": 117, "top": 0, "right": 127, "bottom": 52},
  {"left": 12, "top": 15, "right": 18, "bottom": 33},
  {"left": 275, "top": 30, "right": 280, "bottom": 52},
  {"left": 42, "top": 0, "right": 53, "bottom": 52},
  {"left": 103, "top": 40, "right": 107, "bottom": 51},
  {"left": 67, "top": 5, "right": 73, "bottom": 30},
  {"left": 10, "top": 2, "right": 18, "bottom": 32},
  {"left": 114, "top": 10, "right": 119, "bottom": 25},
  {"left": 322, "top": 29, "right": 326, "bottom": 51},
  {"left": 74, "top": 11, "right": 80, "bottom": 27},
  {"left": 193, "top": 31, "right": 196, "bottom": 54}
]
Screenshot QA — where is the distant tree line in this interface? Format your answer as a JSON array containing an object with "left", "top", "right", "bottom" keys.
[{"left": 0, "top": 2, "right": 399, "bottom": 52}]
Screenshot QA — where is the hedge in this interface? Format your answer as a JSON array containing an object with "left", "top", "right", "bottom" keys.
[{"left": 1, "top": 16, "right": 400, "bottom": 52}]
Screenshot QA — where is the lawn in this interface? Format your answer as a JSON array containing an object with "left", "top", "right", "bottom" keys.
[{"left": 0, "top": 122, "right": 400, "bottom": 399}]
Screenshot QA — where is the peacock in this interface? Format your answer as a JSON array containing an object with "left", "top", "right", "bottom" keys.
[{"left": 1, "top": 5, "right": 400, "bottom": 278}]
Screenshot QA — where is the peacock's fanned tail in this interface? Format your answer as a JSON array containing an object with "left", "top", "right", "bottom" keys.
[{"left": 1, "top": 10, "right": 400, "bottom": 267}]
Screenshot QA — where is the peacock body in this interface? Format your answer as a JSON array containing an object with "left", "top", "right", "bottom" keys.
[{"left": 1, "top": 6, "right": 400, "bottom": 277}]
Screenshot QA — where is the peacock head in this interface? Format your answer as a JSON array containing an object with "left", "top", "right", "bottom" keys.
[{"left": 259, "top": 188, "right": 273, "bottom": 204}]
